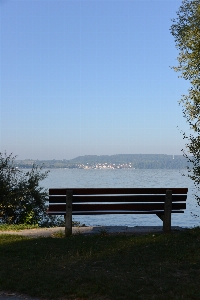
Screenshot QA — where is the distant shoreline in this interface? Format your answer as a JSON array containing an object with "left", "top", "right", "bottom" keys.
[{"left": 15, "top": 154, "right": 191, "bottom": 170}]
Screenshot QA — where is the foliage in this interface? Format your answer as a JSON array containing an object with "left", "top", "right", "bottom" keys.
[
  {"left": 0, "top": 152, "right": 58, "bottom": 226},
  {"left": 171, "top": 0, "right": 200, "bottom": 205}
]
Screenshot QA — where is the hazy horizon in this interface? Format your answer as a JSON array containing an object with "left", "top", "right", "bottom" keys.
[{"left": 15, "top": 153, "right": 184, "bottom": 161}]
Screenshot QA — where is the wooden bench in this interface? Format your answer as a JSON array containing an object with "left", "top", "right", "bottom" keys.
[{"left": 48, "top": 188, "right": 188, "bottom": 236}]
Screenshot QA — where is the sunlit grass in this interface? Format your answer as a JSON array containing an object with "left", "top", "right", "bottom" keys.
[
  {"left": 0, "top": 224, "right": 39, "bottom": 231},
  {"left": 0, "top": 220, "right": 82, "bottom": 231}
]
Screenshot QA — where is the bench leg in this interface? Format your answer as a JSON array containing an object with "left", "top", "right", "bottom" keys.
[
  {"left": 65, "top": 190, "right": 73, "bottom": 237},
  {"left": 163, "top": 190, "right": 172, "bottom": 233},
  {"left": 156, "top": 213, "right": 164, "bottom": 221}
]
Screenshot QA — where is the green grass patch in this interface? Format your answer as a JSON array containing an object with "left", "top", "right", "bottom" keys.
[
  {"left": 0, "top": 224, "right": 39, "bottom": 231},
  {"left": 0, "top": 220, "right": 82, "bottom": 231},
  {"left": 0, "top": 227, "right": 200, "bottom": 300}
]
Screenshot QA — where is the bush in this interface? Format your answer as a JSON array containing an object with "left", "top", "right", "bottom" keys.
[{"left": 0, "top": 152, "right": 58, "bottom": 226}]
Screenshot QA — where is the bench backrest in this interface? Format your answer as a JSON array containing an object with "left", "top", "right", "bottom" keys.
[{"left": 48, "top": 188, "right": 188, "bottom": 215}]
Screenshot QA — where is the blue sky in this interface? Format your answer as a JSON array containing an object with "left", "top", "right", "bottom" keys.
[{"left": 0, "top": 0, "right": 191, "bottom": 160}]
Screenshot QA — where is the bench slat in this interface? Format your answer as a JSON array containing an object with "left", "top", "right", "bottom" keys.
[
  {"left": 48, "top": 211, "right": 185, "bottom": 215},
  {"left": 48, "top": 202, "right": 186, "bottom": 212},
  {"left": 49, "top": 188, "right": 188, "bottom": 195},
  {"left": 49, "top": 194, "right": 187, "bottom": 203}
]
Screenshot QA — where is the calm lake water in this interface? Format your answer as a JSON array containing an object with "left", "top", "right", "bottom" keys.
[{"left": 41, "top": 169, "right": 200, "bottom": 228}]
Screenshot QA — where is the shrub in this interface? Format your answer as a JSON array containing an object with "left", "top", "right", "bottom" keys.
[{"left": 0, "top": 152, "right": 57, "bottom": 226}]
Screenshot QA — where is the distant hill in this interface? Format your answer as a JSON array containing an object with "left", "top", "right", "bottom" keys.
[
  {"left": 68, "top": 154, "right": 190, "bottom": 169},
  {"left": 16, "top": 154, "right": 191, "bottom": 169}
]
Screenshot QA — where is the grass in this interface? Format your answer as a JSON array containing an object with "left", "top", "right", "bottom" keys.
[
  {"left": 0, "top": 220, "right": 82, "bottom": 231},
  {"left": 0, "top": 224, "right": 39, "bottom": 231},
  {"left": 0, "top": 227, "right": 200, "bottom": 300}
]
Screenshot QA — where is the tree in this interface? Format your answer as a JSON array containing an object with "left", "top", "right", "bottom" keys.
[
  {"left": 171, "top": 0, "right": 200, "bottom": 206},
  {"left": 0, "top": 152, "right": 55, "bottom": 226}
]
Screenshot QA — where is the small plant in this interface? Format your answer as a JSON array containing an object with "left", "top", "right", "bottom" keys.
[
  {"left": 72, "top": 220, "right": 83, "bottom": 227},
  {"left": 52, "top": 230, "right": 65, "bottom": 238},
  {"left": 98, "top": 228, "right": 109, "bottom": 236}
]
